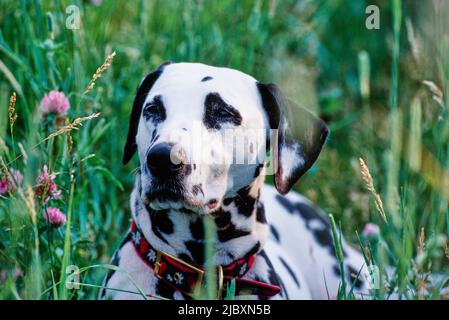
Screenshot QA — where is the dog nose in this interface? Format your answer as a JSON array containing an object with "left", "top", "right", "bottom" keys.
[{"left": 146, "top": 143, "right": 184, "bottom": 178}]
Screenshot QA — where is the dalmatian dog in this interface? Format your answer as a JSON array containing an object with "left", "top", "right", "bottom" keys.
[{"left": 100, "top": 62, "right": 370, "bottom": 300}]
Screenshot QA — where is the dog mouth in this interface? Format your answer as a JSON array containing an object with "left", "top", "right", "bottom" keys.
[
  {"left": 142, "top": 186, "right": 220, "bottom": 214},
  {"left": 142, "top": 183, "right": 201, "bottom": 212}
]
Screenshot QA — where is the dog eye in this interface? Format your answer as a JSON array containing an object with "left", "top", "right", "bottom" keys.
[
  {"left": 143, "top": 103, "right": 163, "bottom": 119},
  {"left": 144, "top": 103, "right": 158, "bottom": 113},
  {"left": 203, "top": 92, "right": 242, "bottom": 129},
  {"left": 142, "top": 96, "right": 166, "bottom": 123}
]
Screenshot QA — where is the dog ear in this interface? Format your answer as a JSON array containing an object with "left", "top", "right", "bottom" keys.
[
  {"left": 123, "top": 62, "right": 171, "bottom": 165},
  {"left": 257, "top": 82, "right": 329, "bottom": 195}
]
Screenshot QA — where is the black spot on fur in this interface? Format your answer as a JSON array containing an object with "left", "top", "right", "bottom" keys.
[
  {"left": 347, "top": 265, "right": 364, "bottom": 289},
  {"left": 276, "top": 195, "right": 327, "bottom": 225},
  {"left": 223, "top": 198, "right": 233, "bottom": 206},
  {"left": 217, "top": 223, "right": 251, "bottom": 242},
  {"left": 143, "top": 95, "right": 166, "bottom": 123},
  {"left": 151, "top": 227, "right": 169, "bottom": 244},
  {"left": 100, "top": 234, "right": 132, "bottom": 299},
  {"left": 191, "top": 184, "right": 203, "bottom": 196},
  {"left": 189, "top": 218, "right": 204, "bottom": 240},
  {"left": 227, "top": 252, "right": 235, "bottom": 260},
  {"left": 150, "top": 130, "right": 159, "bottom": 145},
  {"left": 203, "top": 92, "right": 242, "bottom": 130},
  {"left": 269, "top": 225, "right": 280, "bottom": 242},
  {"left": 244, "top": 241, "right": 261, "bottom": 258},
  {"left": 150, "top": 210, "right": 174, "bottom": 234},
  {"left": 178, "top": 253, "right": 192, "bottom": 262},
  {"left": 185, "top": 240, "right": 205, "bottom": 265},
  {"left": 333, "top": 265, "right": 341, "bottom": 276},
  {"left": 148, "top": 210, "right": 172, "bottom": 244},
  {"left": 214, "top": 210, "right": 232, "bottom": 229},
  {"left": 313, "top": 228, "right": 337, "bottom": 255},
  {"left": 259, "top": 250, "right": 287, "bottom": 299},
  {"left": 279, "top": 257, "right": 300, "bottom": 288},
  {"left": 184, "top": 163, "right": 192, "bottom": 176},
  {"left": 201, "top": 76, "right": 213, "bottom": 82},
  {"left": 234, "top": 186, "right": 257, "bottom": 217},
  {"left": 256, "top": 203, "right": 267, "bottom": 224},
  {"left": 212, "top": 208, "right": 252, "bottom": 242},
  {"left": 275, "top": 195, "right": 295, "bottom": 212}
]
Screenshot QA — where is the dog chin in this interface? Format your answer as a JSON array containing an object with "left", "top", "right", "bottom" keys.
[
  {"left": 148, "top": 200, "right": 183, "bottom": 211},
  {"left": 147, "top": 197, "right": 221, "bottom": 215},
  {"left": 142, "top": 188, "right": 221, "bottom": 214},
  {"left": 143, "top": 191, "right": 202, "bottom": 212},
  {"left": 148, "top": 199, "right": 197, "bottom": 211}
]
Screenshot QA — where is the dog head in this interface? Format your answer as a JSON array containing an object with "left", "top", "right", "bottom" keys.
[{"left": 123, "top": 62, "right": 328, "bottom": 214}]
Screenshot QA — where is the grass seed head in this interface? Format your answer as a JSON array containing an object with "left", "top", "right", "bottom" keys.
[
  {"left": 359, "top": 158, "right": 387, "bottom": 223},
  {"left": 23, "top": 185, "right": 37, "bottom": 223},
  {"left": 42, "top": 112, "right": 101, "bottom": 142},
  {"left": 17, "top": 142, "right": 28, "bottom": 165},
  {"left": 0, "top": 157, "right": 9, "bottom": 180},
  {"left": 84, "top": 51, "right": 116, "bottom": 95},
  {"left": 9, "top": 92, "right": 17, "bottom": 129},
  {"left": 0, "top": 137, "right": 8, "bottom": 154},
  {"left": 418, "top": 227, "right": 425, "bottom": 253},
  {"left": 422, "top": 80, "right": 444, "bottom": 107}
]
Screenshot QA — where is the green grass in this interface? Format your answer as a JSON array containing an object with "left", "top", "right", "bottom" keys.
[{"left": 0, "top": 0, "right": 448, "bottom": 300}]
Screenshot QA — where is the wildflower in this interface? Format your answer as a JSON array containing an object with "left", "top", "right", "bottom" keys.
[
  {"left": 90, "top": 0, "right": 102, "bottom": 5},
  {"left": 34, "top": 165, "right": 61, "bottom": 203},
  {"left": 44, "top": 207, "right": 66, "bottom": 227},
  {"left": 0, "top": 267, "right": 22, "bottom": 283},
  {"left": 0, "top": 169, "right": 23, "bottom": 195},
  {"left": 40, "top": 90, "right": 70, "bottom": 116},
  {"left": 362, "top": 223, "right": 380, "bottom": 239}
]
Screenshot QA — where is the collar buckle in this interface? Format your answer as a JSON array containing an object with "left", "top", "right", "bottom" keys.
[
  {"left": 154, "top": 250, "right": 225, "bottom": 299},
  {"left": 154, "top": 250, "right": 205, "bottom": 297}
]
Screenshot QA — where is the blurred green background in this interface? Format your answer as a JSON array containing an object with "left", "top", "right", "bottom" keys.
[{"left": 0, "top": 0, "right": 448, "bottom": 299}]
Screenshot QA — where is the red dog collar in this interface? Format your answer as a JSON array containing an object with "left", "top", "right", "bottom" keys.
[{"left": 130, "top": 221, "right": 280, "bottom": 299}]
